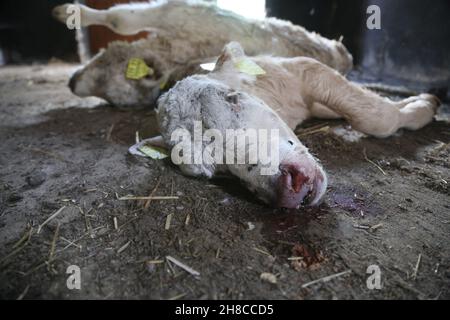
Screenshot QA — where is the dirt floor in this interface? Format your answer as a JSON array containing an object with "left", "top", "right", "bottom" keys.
[{"left": 0, "top": 63, "right": 449, "bottom": 300}]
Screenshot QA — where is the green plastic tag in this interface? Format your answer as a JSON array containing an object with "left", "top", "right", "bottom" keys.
[
  {"left": 138, "top": 145, "right": 169, "bottom": 160},
  {"left": 126, "top": 58, "right": 154, "bottom": 80}
]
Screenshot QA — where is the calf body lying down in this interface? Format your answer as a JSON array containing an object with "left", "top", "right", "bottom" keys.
[
  {"left": 146, "top": 42, "right": 439, "bottom": 209},
  {"left": 52, "top": 0, "right": 353, "bottom": 108},
  {"left": 53, "top": 1, "right": 439, "bottom": 208}
]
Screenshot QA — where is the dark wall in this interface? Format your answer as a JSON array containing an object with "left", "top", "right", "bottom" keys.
[
  {"left": 359, "top": 0, "right": 450, "bottom": 91},
  {"left": 266, "top": 0, "right": 366, "bottom": 64},
  {"left": 0, "top": 0, "right": 78, "bottom": 64},
  {"left": 266, "top": 0, "right": 450, "bottom": 92}
]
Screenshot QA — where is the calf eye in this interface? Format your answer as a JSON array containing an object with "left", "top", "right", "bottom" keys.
[
  {"left": 288, "top": 140, "right": 294, "bottom": 146},
  {"left": 226, "top": 92, "right": 239, "bottom": 104}
]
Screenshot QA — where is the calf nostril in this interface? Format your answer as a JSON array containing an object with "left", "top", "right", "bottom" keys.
[
  {"left": 68, "top": 70, "right": 82, "bottom": 93},
  {"left": 279, "top": 164, "right": 309, "bottom": 193},
  {"left": 279, "top": 164, "right": 288, "bottom": 175}
]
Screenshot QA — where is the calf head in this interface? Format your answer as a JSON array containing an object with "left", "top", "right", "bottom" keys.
[
  {"left": 69, "top": 41, "right": 169, "bottom": 109},
  {"left": 156, "top": 62, "right": 327, "bottom": 209}
]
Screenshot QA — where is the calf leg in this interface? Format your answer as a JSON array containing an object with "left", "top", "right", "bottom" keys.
[
  {"left": 310, "top": 103, "right": 341, "bottom": 119},
  {"left": 52, "top": 3, "right": 156, "bottom": 35},
  {"left": 293, "top": 58, "right": 439, "bottom": 138}
]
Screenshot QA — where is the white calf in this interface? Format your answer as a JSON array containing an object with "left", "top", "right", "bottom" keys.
[{"left": 153, "top": 42, "right": 439, "bottom": 208}]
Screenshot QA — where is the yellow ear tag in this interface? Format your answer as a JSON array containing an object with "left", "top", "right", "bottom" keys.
[
  {"left": 234, "top": 58, "right": 266, "bottom": 76},
  {"left": 138, "top": 144, "right": 169, "bottom": 160},
  {"left": 126, "top": 58, "right": 154, "bottom": 80}
]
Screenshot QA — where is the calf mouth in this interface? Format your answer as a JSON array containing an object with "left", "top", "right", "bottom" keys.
[{"left": 276, "top": 163, "right": 327, "bottom": 209}]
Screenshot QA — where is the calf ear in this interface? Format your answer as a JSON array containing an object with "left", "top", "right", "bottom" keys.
[{"left": 214, "top": 41, "right": 247, "bottom": 71}]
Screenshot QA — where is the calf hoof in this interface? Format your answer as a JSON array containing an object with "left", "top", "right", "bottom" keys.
[
  {"left": 52, "top": 4, "right": 72, "bottom": 24},
  {"left": 399, "top": 93, "right": 441, "bottom": 131}
]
